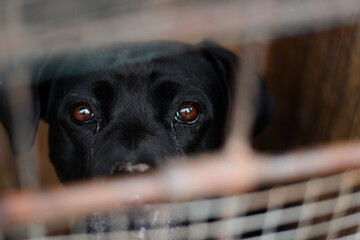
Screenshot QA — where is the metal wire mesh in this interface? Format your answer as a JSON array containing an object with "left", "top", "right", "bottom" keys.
[
  {"left": 3, "top": 167, "right": 360, "bottom": 239},
  {"left": 1, "top": 0, "right": 360, "bottom": 239}
]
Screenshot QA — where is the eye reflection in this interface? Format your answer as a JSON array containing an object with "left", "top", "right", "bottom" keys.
[
  {"left": 72, "top": 105, "right": 94, "bottom": 123},
  {"left": 176, "top": 103, "right": 200, "bottom": 124}
]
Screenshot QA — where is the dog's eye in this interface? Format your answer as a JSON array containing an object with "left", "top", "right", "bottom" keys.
[
  {"left": 175, "top": 103, "right": 200, "bottom": 124},
  {"left": 72, "top": 105, "right": 94, "bottom": 123}
]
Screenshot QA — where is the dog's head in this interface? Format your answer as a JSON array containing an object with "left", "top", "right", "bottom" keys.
[{"left": 0, "top": 41, "right": 274, "bottom": 183}]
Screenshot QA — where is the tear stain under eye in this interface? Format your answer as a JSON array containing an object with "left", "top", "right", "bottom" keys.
[
  {"left": 90, "top": 121, "right": 101, "bottom": 159},
  {"left": 171, "top": 122, "right": 183, "bottom": 156},
  {"left": 90, "top": 146, "right": 95, "bottom": 159},
  {"left": 96, "top": 121, "right": 100, "bottom": 133}
]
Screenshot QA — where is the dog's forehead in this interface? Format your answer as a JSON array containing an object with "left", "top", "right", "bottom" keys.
[
  {"left": 88, "top": 61, "right": 212, "bottom": 102},
  {"left": 110, "top": 41, "right": 192, "bottom": 65},
  {"left": 45, "top": 42, "right": 223, "bottom": 113},
  {"left": 79, "top": 49, "right": 215, "bottom": 91}
]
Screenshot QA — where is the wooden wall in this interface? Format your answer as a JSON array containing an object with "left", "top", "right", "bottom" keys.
[
  {"left": 254, "top": 26, "right": 360, "bottom": 152},
  {"left": 0, "top": 126, "right": 17, "bottom": 190},
  {"left": 0, "top": 122, "right": 60, "bottom": 191}
]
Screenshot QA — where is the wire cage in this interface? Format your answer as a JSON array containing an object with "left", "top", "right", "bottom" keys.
[{"left": 2, "top": 0, "right": 360, "bottom": 239}]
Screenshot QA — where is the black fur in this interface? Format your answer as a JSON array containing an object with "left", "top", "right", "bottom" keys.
[{"left": 0, "top": 41, "right": 273, "bottom": 183}]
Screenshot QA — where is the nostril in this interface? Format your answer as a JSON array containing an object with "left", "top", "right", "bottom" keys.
[{"left": 111, "top": 163, "right": 152, "bottom": 175}]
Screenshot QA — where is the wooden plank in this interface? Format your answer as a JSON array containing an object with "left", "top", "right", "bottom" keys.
[{"left": 254, "top": 26, "right": 360, "bottom": 151}]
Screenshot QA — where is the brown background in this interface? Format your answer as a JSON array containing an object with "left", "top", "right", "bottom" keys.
[
  {"left": 254, "top": 25, "right": 360, "bottom": 151},
  {"left": 1, "top": 25, "right": 360, "bottom": 190}
]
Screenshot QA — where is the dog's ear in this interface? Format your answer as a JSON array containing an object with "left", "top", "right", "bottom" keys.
[
  {"left": 0, "top": 66, "right": 52, "bottom": 154},
  {"left": 198, "top": 40, "right": 274, "bottom": 137},
  {"left": 198, "top": 40, "right": 238, "bottom": 91},
  {"left": 198, "top": 40, "right": 238, "bottom": 130}
]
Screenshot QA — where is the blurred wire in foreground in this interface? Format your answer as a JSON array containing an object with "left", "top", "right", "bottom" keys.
[{"left": 1, "top": 0, "right": 360, "bottom": 68}]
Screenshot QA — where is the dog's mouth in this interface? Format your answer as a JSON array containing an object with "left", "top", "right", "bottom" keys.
[
  {"left": 85, "top": 163, "right": 154, "bottom": 239},
  {"left": 87, "top": 209, "right": 166, "bottom": 240},
  {"left": 110, "top": 163, "right": 152, "bottom": 175}
]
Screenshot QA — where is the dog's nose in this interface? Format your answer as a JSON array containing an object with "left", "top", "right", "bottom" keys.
[{"left": 111, "top": 162, "right": 152, "bottom": 175}]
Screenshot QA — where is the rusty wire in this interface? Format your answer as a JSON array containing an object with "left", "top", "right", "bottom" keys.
[
  {"left": 1, "top": 0, "right": 360, "bottom": 69},
  {"left": 2, "top": 139, "right": 360, "bottom": 228},
  {"left": 1, "top": 0, "right": 360, "bottom": 238}
]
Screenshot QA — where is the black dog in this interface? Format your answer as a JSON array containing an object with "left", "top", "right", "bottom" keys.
[
  {"left": 1, "top": 41, "right": 273, "bottom": 182},
  {"left": 2, "top": 40, "right": 273, "bottom": 177}
]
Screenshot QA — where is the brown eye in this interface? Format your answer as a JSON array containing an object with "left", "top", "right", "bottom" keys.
[
  {"left": 176, "top": 103, "right": 200, "bottom": 124},
  {"left": 72, "top": 105, "right": 94, "bottom": 123}
]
